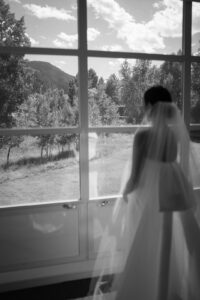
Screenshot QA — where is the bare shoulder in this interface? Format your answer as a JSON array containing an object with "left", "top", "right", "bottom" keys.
[{"left": 134, "top": 128, "right": 150, "bottom": 146}]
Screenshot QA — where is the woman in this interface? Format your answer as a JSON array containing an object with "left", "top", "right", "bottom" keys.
[{"left": 90, "top": 86, "right": 200, "bottom": 300}]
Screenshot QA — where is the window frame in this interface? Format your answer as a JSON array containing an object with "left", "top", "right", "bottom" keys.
[{"left": 0, "top": 0, "right": 199, "bottom": 209}]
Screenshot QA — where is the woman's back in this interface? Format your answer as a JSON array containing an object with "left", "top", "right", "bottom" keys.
[{"left": 132, "top": 125, "right": 178, "bottom": 189}]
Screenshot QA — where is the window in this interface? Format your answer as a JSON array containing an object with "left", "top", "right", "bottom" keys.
[
  {"left": 0, "top": 0, "right": 199, "bottom": 208},
  {"left": 192, "top": 1, "right": 200, "bottom": 56},
  {"left": 87, "top": 0, "right": 183, "bottom": 54}
]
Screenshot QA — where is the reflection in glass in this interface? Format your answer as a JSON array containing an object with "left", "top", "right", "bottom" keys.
[
  {"left": 0, "top": 134, "right": 79, "bottom": 206},
  {"left": 3, "top": 0, "right": 77, "bottom": 48},
  {"left": 190, "top": 142, "right": 200, "bottom": 189},
  {"left": 88, "top": 58, "right": 182, "bottom": 126},
  {"left": 87, "top": 0, "right": 182, "bottom": 54},
  {"left": 191, "top": 63, "right": 200, "bottom": 124},
  {"left": 89, "top": 133, "right": 133, "bottom": 198}
]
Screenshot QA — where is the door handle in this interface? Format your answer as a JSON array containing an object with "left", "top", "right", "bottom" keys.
[
  {"left": 63, "top": 203, "right": 77, "bottom": 209},
  {"left": 97, "top": 200, "right": 110, "bottom": 207}
]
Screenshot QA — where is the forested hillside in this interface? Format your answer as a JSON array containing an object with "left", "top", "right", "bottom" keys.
[{"left": 26, "top": 61, "right": 74, "bottom": 93}]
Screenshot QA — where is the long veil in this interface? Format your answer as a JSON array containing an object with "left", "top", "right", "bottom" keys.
[{"left": 88, "top": 102, "right": 200, "bottom": 300}]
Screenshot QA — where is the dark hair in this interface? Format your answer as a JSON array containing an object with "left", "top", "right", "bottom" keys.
[{"left": 144, "top": 86, "right": 172, "bottom": 107}]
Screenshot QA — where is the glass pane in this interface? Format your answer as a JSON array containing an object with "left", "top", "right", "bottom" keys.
[
  {"left": 89, "top": 133, "right": 133, "bottom": 198},
  {"left": 0, "top": 54, "right": 78, "bottom": 128},
  {"left": 0, "top": 134, "right": 79, "bottom": 207},
  {"left": 192, "top": 2, "right": 200, "bottom": 56},
  {"left": 87, "top": 0, "right": 182, "bottom": 54},
  {"left": 190, "top": 141, "right": 200, "bottom": 189},
  {"left": 191, "top": 62, "right": 200, "bottom": 124},
  {"left": 88, "top": 58, "right": 182, "bottom": 126},
  {"left": 3, "top": 0, "right": 77, "bottom": 48}
]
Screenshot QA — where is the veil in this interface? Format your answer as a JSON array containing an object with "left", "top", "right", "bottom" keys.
[{"left": 88, "top": 102, "right": 200, "bottom": 300}]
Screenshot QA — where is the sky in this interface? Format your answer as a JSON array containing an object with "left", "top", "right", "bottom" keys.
[{"left": 5, "top": 0, "right": 200, "bottom": 79}]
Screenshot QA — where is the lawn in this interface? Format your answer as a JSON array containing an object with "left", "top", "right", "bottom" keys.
[
  {"left": 0, "top": 134, "right": 133, "bottom": 206},
  {"left": 0, "top": 134, "right": 199, "bottom": 207}
]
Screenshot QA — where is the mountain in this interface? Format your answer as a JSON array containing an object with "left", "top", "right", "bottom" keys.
[{"left": 26, "top": 60, "right": 74, "bottom": 93}]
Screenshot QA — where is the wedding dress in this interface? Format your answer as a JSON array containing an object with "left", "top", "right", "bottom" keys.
[{"left": 89, "top": 102, "right": 200, "bottom": 300}]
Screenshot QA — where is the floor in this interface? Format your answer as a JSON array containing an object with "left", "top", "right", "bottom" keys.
[
  {"left": 0, "top": 277, "right": 115, "bottom": 300},
  {"left": 0, "top": 278, "right": 92, "bottom": 300}
]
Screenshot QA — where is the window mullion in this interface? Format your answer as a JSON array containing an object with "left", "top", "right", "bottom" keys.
[
  {"left": 0, "top": 46, "right": 78, "bottom": 56},
  {"left": 87, "top": 50, "right": 184, "bottom": 62},
  {"left": 182, "top": 0, "right": 192, "bottom": 126},
  {"left": 0, "top": 127, "right": 79, "bottom": 136},
  {"left": 78, "top": 0, "right": 89, "bottom": 203},
  {"left": 181, "top": 0, "right": 192, "bottom": 172}
]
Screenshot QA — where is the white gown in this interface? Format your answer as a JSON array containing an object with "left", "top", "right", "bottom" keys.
[
  {"left": 113, "top": 160, "right": 200, "bottom": 300},
  {"left": 90, "top": 103, "right": 200, "bottom": 300}
]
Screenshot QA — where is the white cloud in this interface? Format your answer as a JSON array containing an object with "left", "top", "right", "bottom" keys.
[
  {"left": 152, "top": 1, "right": 163, "bottom": 9},
  {"left": 55, "top": 32, "right": 78, "bottom": 47},
  {"left": 108, "top": 61, "right": 116, "bottom": 67},
  {"left": 9, "top": 0, "right": 21, "bottom": 3},
  {"left": 87, "top": 27, "right": 100, "bottom": 41},
  {"left": 54, "top": 60, "right": 67, "bottom": 66},
  {"left": 71, "top": 3, "right": 77, "bottom": 10},
  {"left": 40, "top": 35, "right": 47, "bottom": 40},
  {"left": 53, "top": 39, "right": 71, "bottom": 48},
  {"left": 192, "top": 2, "right": 200, "bottom": 34},
  {"left": 87, "top": 0, "right": 164, "bottom": 52},
  {"left": 102, "top": 45, "right": 122, "bottom": 51},
  {"left": 25, "top": 33, "right": 39, "bottom": 46},
  {"left": 23, "top": 4, "right": 76, "bottom": 21},
  {"left": 153, "top": 3, "right": 160, "bottom": 9},
  {"left": 108, "top": 58, "right": 132, "bottom": 75},
  {"left": 117, "top": 58, "right": 125, "bottom": 64},
  {"left": 58, "top": 32, "right": 78, "bottom": 42},
  {"left": 29, "top": 37, "right": 39, "bottom": 46},
  {"left": 54, "top": 27, "right": 100, "bottom": 48},
  {"left": 87, "top": 0, "right": 184, "bottom": 52},
  {"left": 148, "top": 0, "right": 182, "bottom": 38}
]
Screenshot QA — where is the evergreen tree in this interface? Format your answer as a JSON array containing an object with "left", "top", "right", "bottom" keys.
[
  {"left": 159, "top": 58, "right": 182, "bottom": 109},
  {"left": 105, "top": 73, "right": 119, "bottom": 104},
  {"left": 88, "top": 68, "right": 98, "bottom": 89},
  {"left": 119, "top": 59, "right": 153, "bottom": 123},
  {"left": 191, "top": 43, "right": 200, "bottom": 123}
]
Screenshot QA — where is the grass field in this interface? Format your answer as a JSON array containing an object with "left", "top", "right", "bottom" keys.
[
  {"left": 0, "top": 134, "right": 133, "bottom": 206},
  {"left": 0, "top": 134, "right": 199, "bottom": 207}
]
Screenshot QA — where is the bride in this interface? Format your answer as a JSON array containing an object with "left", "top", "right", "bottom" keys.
[{"left": 89, "top": 86, "right": 200, "bottom": 300}]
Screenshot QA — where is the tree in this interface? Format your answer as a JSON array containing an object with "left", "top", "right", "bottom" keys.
[
  {"left": 0, "top": 0, "right": 31, "bottom": 164},
  {"left": 132, "top": 59, "right": 152, "bottom": 107},
  {"left": 119, "top": 60, "right": 133, "bottom": 122},
  {"left": 191, "top": 62, "right": 200, "bottom": 102},
  {"left": 23, "top": 64, "right": 49, "bottom": 95},
  {"left": 119, "top": 59, "right": 154, "bottom": 123},
  {"left": 159, "top": 59, "right": 182, "bottom": 109},
  {"left": 98, "top": 77, "right": 105, "bottom": 86},
  {"left": 0, "top": 0, "right": 30, "bottom": 47},
  {"left": 191, "top": 100, "right": 200, "bottom": 123},
  {"left": 88, "top": 88, "right": 101, "bottom": 126},
  {"left": 191, "top": 63, "right": 200, "bottom": 123},
  {"left": 119, "top": 59, "right": 131, "bottom": 82},
  {"left": 68, "top": 78, "right": 77, "bottom": 106},
  {"left": 88, "top": 68, "right": 98, "bottom": 89},
  {"left": 105, "top": 74, "right": 119, "bottom": 104},
  {"left": 190, "top": 43, "right": 200, "bottom": 123},
  {"left": 95, "top": 84, "right": 119, "bottom": 126},
  {"left": 17, "top": 88, "right": 79, "bottom": 158},
  {"left": 0, "top": 0, "right": 30, "bottom": 127}
]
